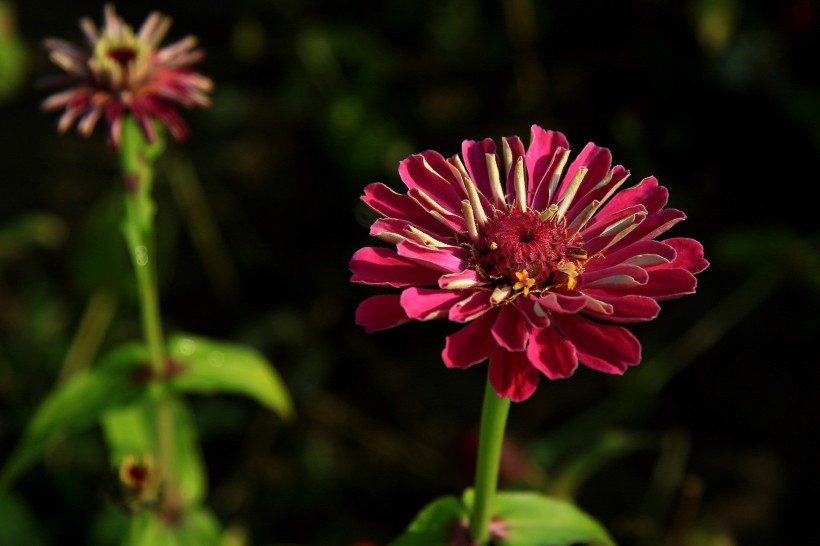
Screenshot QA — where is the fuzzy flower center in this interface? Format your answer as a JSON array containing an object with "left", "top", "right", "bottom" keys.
[
  {"left": 472, "top": 208, "right": 586, "bottom": 295},
  {"left": 92, "top": 25, "right": 150, "bottom": 91}
]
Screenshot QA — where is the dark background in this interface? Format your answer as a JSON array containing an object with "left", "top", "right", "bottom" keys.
[{"left": 1, "top": 1, "right": 819, "bottom": 545}]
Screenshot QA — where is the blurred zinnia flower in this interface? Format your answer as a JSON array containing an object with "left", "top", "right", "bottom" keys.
[
  {"left": 350, "top": 126, "right": 708, "bottom": 402},
  {"left": 40, "top": 3, "right": 212, "bottom": 147}
]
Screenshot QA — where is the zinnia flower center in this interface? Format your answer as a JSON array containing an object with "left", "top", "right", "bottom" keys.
[
  {"left": 92, "top": 27, "right": 150, "bottom": 91},
  {"left": 107, "top": 47, "right": 138, "bottom": 67},
  {"left": 472, "top": 208, "right": 586, "bottom": 295}
]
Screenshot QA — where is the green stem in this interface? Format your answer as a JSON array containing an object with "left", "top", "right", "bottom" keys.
[
  {"left": 118, "top": 116, "right": 175, "bottom": 486},
  {"left": 469, "top": 372, "right": 511, "bottom": 544}
]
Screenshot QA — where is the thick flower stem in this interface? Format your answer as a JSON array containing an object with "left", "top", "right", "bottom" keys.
[
  {"left": 469, "top": 373, "right": 511, "bottom": 544},
  {"left": 118, "top": 117, "right": 175, "bottom": 491}
]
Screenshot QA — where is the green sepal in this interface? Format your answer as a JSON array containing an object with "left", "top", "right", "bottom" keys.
[
  {"left": 167, "top": 333, "right": 294, "bottom": 421},
  {"left": 0, "top": 343, "right": 148, "bottom": 489},
  {"left": 102, "top": 396, "right": 207, "bottom": 507}
]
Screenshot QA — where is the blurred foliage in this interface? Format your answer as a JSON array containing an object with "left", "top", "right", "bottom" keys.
[
  {"left": 0, "top": 0, "right": 26, "bottom": 103},
  {"left": 1, "top": 0, "right": 819, "bottom": 545}
]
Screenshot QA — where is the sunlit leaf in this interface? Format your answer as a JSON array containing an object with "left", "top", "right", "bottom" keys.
[
  {"left": 167, "top": 333, "right": 294, "bottom": 420},
  {"left": 0, "top": 343, "right": 148, "bottom": 488},
  {"left": 493, "top": 491, "right": 615, "bottom": 546}
]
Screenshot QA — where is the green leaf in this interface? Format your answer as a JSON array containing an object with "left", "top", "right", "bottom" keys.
[
  {"left": 0, "top": 343, "right": 148, "bottom": 488},
  {"left": 102, "top": 397, "right": 208, "bottom": 507},
  {"left": 493, "top": 491, "right": 615, "bottom": 546},
  {"left": 0, "top": 1, "right": 27, "bottom": 103},
  {"left": 124, "top": 507, "right": 221, "bottom": 546},
  {"left": 0, "top": 492, "right": 48, "bottom": 546},
  {"left": 389, "top": 495, "right": 468, "bottom": 546},
  {"left": 167, "top": 333, "right": 294, "bottom": 420}
]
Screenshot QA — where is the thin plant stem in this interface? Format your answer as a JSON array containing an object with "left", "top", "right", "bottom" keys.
[
  {"left": 118, "top": 116, "right": 176, "bottom": 491},
  {"left": 469, "top": 372, "right": 511, "bottom": 544}
]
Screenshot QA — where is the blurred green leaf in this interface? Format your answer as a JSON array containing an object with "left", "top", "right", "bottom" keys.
[
  {"left": 389, "top": 495, "right": 468, "bottom": 546},
  {"left": 125, "top": 507, "right": 221, "bottom": 546},
  {"left": 103, "top": 396, "right": 208, "bottom": 507},
  {"left": 492, "top": 491, "right": 615, "bottom": 546},
  {"left": 715, "top": 227, "right": 820, "bottom": 290},
  {"left": 0, "top": 1, "right": 27, "bottom": 103},
  {"left": 0, "top": 213, "right": 67, "bottom": 261},
  {"left": 0, "top": 343, "right": 148, "bottom": 489},
  {"left": 0, "top": 491, "right": 48, "bottom": 546},
  {"left": 71, "top": 189, "right": 134, "bottom": 296},
  {"left": 545, "top": 429, "right": 655, "bottom": 499},
  {"left": 167, "top": 333, "right": 294, "bottom": 421}
]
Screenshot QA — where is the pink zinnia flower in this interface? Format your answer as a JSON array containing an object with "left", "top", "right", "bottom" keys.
[
  {"left": 350, "top": 125, "right": 708, "bottom": 402},
  {"left": 40, "top": 3, "right": 213, "bottom": 147}
]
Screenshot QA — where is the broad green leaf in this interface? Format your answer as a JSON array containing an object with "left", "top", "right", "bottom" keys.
[
  {"left": 167, "top": 333, "right": 294, "bottom": 420},
  {"left": 389, "top": 495, "right": 468, "bottom": 546},
  {"left": 102, "top": 396, "right": 207, "bottom": 507},
  {"left": 124, "top": 506, "right": 221, "bottom": 546},
  {"left": 493, "top": 491, "right": 615, "bottom": 546},
  {"left": 0, "top": 343, "right": 148, "bottom": 488}
]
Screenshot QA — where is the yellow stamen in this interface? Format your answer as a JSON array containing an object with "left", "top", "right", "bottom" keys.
[
  {"left": 557, "top": 261, "right": 580, "bottom": 290},
  {"left": 513, "top": 269, "right": 536, "bottom": 296}
]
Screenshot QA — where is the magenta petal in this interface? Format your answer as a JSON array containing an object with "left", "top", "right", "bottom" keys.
[
  {"left": 516, "top": 297, "right": 551, "bottom": 328},
  {"left": 400, "top": 287, "right": 465, "bottom": 320},
  {"left": 489, "top": 348, "right": 540, "bottom": 402},
  {"left": 355, "top": 295, "right": 410, "bottom": 333},
  {"left": 560, "top": 141, "right": 612, "bottom": 204},
  {"left": 350, "top": 247, "right": 442, "bottom": 287},
  {"left": 399, "top": 152, "right": 464, "bottom": 215},
  {"left": 634, "top": 269, "right": 698, "bottom": 300},
  {"left": 502, "top": 135, "right": 527, "bottom": 201},
  {"left": 462, "top": 137, "right": 498, "bottom": 197},
  {"left": 442, "top": 312, "right": 497, "bottom": 369},
  {"left": 581, "top": 294, "right": 661, "bottom": 323},
  {"left": 396, "top": 240, "right": 469, "bottom": 273},
  {"left": 536, "top": 292, "right": 587, "bottom": 314},
  {"left": 599, "top": 176, "right": 668, "bottom": 216},
  {"left": 362, "top": 182, "right": 445, "bottom": 235},
  {"left": 585, "top": 240, "right": 676, "bottom": 271},
  {"left": 527, "top": 327, "right": 578, "bottom": 379},
  {"left": 553, "top": 314, "right": 641, "bottom": 374},
  {"left": 582, "top": 264, "right": 649, "bottom": 285},
  {"left": 526, "top": 127, "right": 569, "bottom": 206},
  {"left": 655, "top": 237, "right": 709, "bottom": 274},
  {"left": 439, "top": 269, "right": 489, "bottom": 290},
  {"left": 448, "top": 290, "right": 493, "bottom": 322},
  {"left": 491, "top": 304, "right": 529, "bottom": 351}
]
